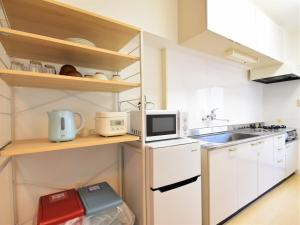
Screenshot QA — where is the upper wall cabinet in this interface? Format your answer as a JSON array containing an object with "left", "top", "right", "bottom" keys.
[
  {"left": 178, "top": 0, "right": 284, "bottom": 68},
  {"left": 255, "top": 9, "right": 284, "bottom": 61},
  {"left": 207, "top": 0, "right": 257, "bottom": 51}
]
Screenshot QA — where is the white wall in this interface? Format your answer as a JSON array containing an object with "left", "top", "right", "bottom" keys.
[
  {"left": 144, "top": 46, "right": 163, "bottom": 109},
  {"left": 263, "top": 81, "right": 300, "bottom": 128},
  {"left": 58, "top": 0, "right": 178, "bottom": 42},
  {"left": 165, "top": 48, "right": 264, "bottom": 128},
  {"left": 283, "top": 31, "right": 299, "bottom": 64}
]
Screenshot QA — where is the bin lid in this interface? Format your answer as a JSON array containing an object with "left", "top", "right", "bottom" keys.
[
  {"left": 78, "top": 182, "right": 123, "bottom": 216},
  {"left": 37, "top": 189, "right": 84, "bottom": 225}
]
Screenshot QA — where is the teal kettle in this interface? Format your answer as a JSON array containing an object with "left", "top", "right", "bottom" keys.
[{"left": 47, "top": 109, "right": 85, "bottom": 142}]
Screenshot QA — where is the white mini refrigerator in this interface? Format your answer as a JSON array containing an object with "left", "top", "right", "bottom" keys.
[{"left": 146, "top": 138, "right": 202, "bottom": 225}]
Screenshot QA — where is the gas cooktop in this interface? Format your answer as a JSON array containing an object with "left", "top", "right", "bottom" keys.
[{"left": 262, "top": 125, "right": 287, "bottom": 130}]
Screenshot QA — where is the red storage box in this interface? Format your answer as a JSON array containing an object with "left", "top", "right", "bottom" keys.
[{"left": 37, "top": 189, "right": 84, "bottom": 225}]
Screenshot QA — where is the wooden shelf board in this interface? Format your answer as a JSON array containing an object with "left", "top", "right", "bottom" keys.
[
  {"left": 0, "top": 134, "right": 140, "bottom": 156},
  {"left": 0, "top": 28, "right": 139, "bottom": 71},
  {"left": 0, "top": 69, "right": 140, "bottom": 92},
  {"left": 2, "top": 0, "right": 140, "bottom": 51}
]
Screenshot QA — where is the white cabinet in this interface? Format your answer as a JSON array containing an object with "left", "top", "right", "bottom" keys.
[
  {"left": 257, "top": 137, "right": 275, "bottom": 195},
  {"left": 179, "top": 0, "right": 284, "bottom": 67},
  {"left": 255, "top": 9, "right": 284, "bottom": 61},
  {"left": 207, "top": 0, "right": 284, "bottom": 61},
  {"left": 236, "top": 143, "right": 258, "bottom": 208},
  {"left": 209, "top": 146, "right": 238, "bottom": 225},
  {"left": 209, "top": 143, "right": 259, "bottom": 224},
  {"left": 207, "top": 135, "right": 294, "bottom": 224},
  {"left": 285, "top": 141, "right": 298, "bottom": 177},
  {"left": 206, "top": 0, "right": 235, "bottom": 42},
  {"left": 207, "top": 0, "right": 257, "bottom": 50}
]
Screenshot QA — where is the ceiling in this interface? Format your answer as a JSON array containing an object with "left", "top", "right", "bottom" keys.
[{"left": 250, "top": 0, "right": 299, "bottom": 33}]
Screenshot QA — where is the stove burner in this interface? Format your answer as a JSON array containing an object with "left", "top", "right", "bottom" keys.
[{"left": 263, "top": 125, "right": 286, "bottom": 130}]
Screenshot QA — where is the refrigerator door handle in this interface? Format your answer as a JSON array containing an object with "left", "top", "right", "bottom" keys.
[{"left": 151, "top": 175, "right": 200, "bottom": 193}]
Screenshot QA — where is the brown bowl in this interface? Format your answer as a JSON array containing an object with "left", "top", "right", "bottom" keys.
[{"left": 59, "top": 65, "right": 82, "bottom": 77}]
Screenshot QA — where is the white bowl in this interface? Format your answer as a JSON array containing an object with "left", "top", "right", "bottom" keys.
[
  {"left": 94, "top": 74, "right": 108, "bottom": 80},
  {"left": 65, "top": 38, "right": 96, "bottom": 47}
]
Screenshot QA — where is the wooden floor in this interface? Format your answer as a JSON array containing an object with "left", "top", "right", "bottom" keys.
[{"left": 225, "top": 175, "right": 300, "bottom": 225}]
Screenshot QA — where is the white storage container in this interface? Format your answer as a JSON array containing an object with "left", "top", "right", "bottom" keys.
[{"left": 95, "top": 112, "right": 127, "bottom": 137}]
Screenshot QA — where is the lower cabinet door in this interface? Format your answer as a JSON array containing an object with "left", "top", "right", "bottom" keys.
[
  {"left": 258, "top": 138, "right": 275, "bottom": 195},
  {"left": 237, "top": 143, "right": 258, "bottom": 208},
  {"left": 285, "top": 141, "right": 298, "bottom": 177},
  {"left": 209, "top": 147, "right": 238, "bottom": 225}
]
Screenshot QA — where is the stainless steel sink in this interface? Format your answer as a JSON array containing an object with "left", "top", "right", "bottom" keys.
[{"left": 194, "top": 132, "right": 259, "bottom": 143}]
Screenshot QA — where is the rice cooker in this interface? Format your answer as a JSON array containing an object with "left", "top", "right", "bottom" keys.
[{"left": 95, "top": 112, "right": 127, "bottom": 137}]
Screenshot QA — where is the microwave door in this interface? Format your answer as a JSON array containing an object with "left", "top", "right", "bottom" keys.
[{"left": 146, "top": 114, "right": 178, "bottom": 141}]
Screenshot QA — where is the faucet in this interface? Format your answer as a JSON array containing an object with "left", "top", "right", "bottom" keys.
[{"left": 202, "top": 108, "right": 229, "bottom": 122}]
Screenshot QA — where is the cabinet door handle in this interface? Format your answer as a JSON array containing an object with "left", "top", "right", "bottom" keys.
[
  {"left": 277, "top": 148, "right": 283, "bottom": 151},
  {"left": 251, "top": 142, "right": 262, "bottom": 147},
  {"left": 277, "top": 160, "right": 283, "bottom": 163}
]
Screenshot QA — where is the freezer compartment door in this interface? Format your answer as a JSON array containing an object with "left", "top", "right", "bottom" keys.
[
  {"left": 148, "top": 142, "right": 201, "bottom": 189},
  {"left": 149, "top": 177, "right": 202, "bottom": 225}
]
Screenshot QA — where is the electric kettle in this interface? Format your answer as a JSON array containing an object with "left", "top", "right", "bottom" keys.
[{"left": 47, "top": 109, "right": 85, "bottom": 142}]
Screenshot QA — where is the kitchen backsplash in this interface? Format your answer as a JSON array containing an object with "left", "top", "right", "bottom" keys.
[{"left": 164, "top": 48, "right": 264, "bottom": 128}]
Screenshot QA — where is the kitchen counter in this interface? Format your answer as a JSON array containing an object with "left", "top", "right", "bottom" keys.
[{"left": 191, "top": 128, "right": 291, "bottom": 150}]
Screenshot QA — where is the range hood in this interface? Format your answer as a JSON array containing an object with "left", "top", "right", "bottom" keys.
[{"left": 250, "top": 64, "right": 300, "bottom": 84}]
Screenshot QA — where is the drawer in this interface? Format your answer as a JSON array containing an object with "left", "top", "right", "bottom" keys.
[
  {"left": 273, "top": 134, "right": 285, "bottom": 147},
  {"left": 274, "top": 146, "right": 285, "bottom": 161}
]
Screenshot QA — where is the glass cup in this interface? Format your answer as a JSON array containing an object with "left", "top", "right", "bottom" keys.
[
  {"left": 44, "top": 64, "right": 57, "bottom": 74},
  {"left": 11, "top": 61, "right": 25, "bottom": 71},
  {"left": 29, "top": 60, "right": 43, "bottom": 73}
]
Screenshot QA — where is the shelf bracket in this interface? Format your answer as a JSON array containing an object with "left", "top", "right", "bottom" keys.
[
  {"left": 127, "top": 45, "right": 140, "bottom": 55},
  {"left": 0, "top": 0, "right": 11, "bottom": 28},
  {"left": 0, "top": 140, "right": 11, "bottom": 151},
  {"left": 123, "top": 72, "right": 140, "bottom": 80},
  {"left": 0, "top": 156, "right": 11, "bottom": 174}
]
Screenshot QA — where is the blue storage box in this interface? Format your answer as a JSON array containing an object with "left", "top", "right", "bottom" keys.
[{"left": 78, "top": 182, "right": 123, "bottom": 216}]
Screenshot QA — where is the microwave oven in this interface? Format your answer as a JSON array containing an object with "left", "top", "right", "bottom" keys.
[{"left": 129, "top": 110, "right": 188, "bottom": 142}]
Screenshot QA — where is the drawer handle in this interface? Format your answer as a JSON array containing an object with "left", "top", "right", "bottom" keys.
[
  {"left": 277, "top": 148, "right": 283, "bottom": 151},
  {"left": 277, "top": 160, "right": 283, "bottom": 163},
  {"left": 251, "top": 141, "right": 263, "bottom": 147},
  {"left": 228, "top": 148, "right": 237, "bottom": 152}
]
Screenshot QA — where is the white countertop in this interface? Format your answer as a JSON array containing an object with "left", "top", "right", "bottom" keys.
[{"left": 191, "top": 128, "right": 290, "bottom": 150}]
